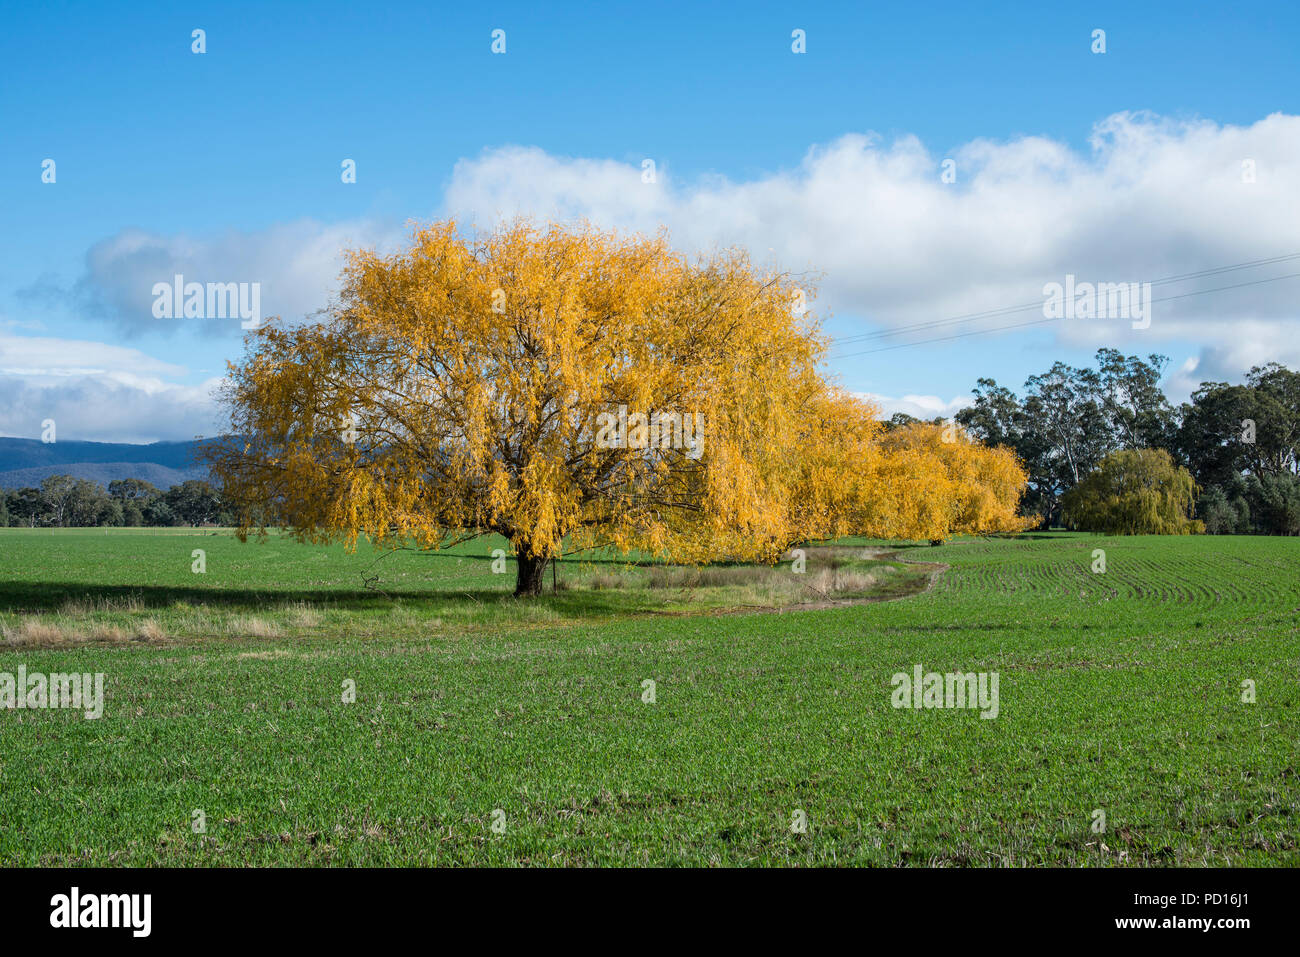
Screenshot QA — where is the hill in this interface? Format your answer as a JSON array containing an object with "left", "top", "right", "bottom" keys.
[{"left": 0, "top": 437, "right": 211, "bottom": 489}]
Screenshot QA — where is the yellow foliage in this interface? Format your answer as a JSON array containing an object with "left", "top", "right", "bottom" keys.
[
  {"left": 857, "top": 422, "right": 1030, "bottom": 542},
  {"left": 207, "top": 220, "right": 1029, "bottom": 592},
  {"left": 209, "top": 220, "right": 831, "bottom": 592}
]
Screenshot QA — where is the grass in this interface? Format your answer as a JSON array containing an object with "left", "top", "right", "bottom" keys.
[
  {"left": 0, "top": 530, "right": 928, "bottom": 644},
  {"left": 0, "top": 528, "right": 1296, "bottom": 866}
]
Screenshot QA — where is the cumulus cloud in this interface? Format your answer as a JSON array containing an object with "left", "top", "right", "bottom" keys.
[
  {"left": 443, "top": 112, "right": 1300, "bottom": 374},
  {"left": 0, "top": 332, "right": 222, "bottom": 443},
  {"left": 27, "top": 219, "right": 403, "bottom": 338}
]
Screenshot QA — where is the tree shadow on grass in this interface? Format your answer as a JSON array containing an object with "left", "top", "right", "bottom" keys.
[{"left": 0, "top": 579, "right": 660, "bottom": 619}]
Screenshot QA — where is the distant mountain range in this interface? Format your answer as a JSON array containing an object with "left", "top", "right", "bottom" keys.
[{"left": 0, "top": 437, "right": 212, "bottom": 490}]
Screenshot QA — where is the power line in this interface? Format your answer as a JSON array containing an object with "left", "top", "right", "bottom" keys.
[
  {"left": 831, "top": 270, "right": 1300, "bottom": 359},
  {"left": 830, "top": 252, "right": 1300, "bottom": 351}
]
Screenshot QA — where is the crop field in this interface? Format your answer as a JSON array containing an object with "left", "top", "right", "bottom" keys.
[{"left": 0, "top": 528, "right": 1296, "bottom": 866}]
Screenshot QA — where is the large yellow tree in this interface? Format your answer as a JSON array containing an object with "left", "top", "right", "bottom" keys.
[{"left": 208, "top": 221, "right": 832, "bottom": 594}]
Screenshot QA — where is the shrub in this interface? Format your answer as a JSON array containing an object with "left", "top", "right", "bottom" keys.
[{"left": 1198, "top": 484, "right": 1250, "bottom": 534}]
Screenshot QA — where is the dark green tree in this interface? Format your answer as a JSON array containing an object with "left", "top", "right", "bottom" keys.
[
  {"left": 1062, "top": 449, "right": 1201, "bottom": 535},
  {"left": 164, "top": 480, "right": 223, "bottom": 526}
]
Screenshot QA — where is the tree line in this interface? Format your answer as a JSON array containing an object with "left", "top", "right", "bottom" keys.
[
  {"left": 7, "top": 350, "right": 1294, "bottom": 541},
  {"left": 0, "top": 476, "right": 230, "bottom": 528},
  {"left": 933, "top": 349, "right": 1300, "bottom": 535}
]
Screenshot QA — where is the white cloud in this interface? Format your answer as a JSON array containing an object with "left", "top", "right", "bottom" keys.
[
  {"left": 0, "top": 333, "right": 222, "bottom": 443},
  {"left": 51, "top": 219, "right": 403, "bottom": 337},
  {"left": 0, "top": 332, "right": 187, "bottom": 378},
  {"left": 858, "top": 392, "right": 970, "bottom": 421},
  {"left": 443, "top": 112, "right": 1300, "bottom": 376}
]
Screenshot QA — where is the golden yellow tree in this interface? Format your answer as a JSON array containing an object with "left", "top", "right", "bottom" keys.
[
  {"left": 207, "top": 220, "right": 833, "bottom": 594},
  {"left": 861, "top": 421, "right": 1029, "bottom": 543},
  {"left": 767, "top": 388, "right": 885, "bottom": 549},
  {"left": 731, "top": 399, "right": 1027, "bottom": 552}
]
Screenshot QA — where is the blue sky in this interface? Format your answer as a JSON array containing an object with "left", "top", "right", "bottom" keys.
[{"left": 3, "top": 0, "right": 1299, "bottom": 441}]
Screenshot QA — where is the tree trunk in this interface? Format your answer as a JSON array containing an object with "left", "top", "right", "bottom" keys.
[{"left": 514, "top": 550, "right": 549, "bottom": 597}]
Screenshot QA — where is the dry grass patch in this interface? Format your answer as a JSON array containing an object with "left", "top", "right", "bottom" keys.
[
  {"left": 647, "top": 565, "right": 784, "bottom": 589},
  {"left": 585, "top": 571, "right": 630, "bottom": 590},
  {"left": 89, "top": 624, "right": 130, "bottom": 642},
  {"left": 1, "top": 616, "right": 67, "bottom": 646},
  {"left": 279, "top": 602, "right": 323, "bottom": 628},
  {"left": 135, "top": 619, "right": 169, "bottom": 642},
  {"left": 0, "top": 615, "right": 164, "bottom": 647},
  {"left": 225, "top": 617, "right": 282, "bottom": 639},
  {"left": 806, "top": 567, "right": 879, "bottom": 594},
  {"left": 59, "top": 594, "right": 144, "bottom": 615}
]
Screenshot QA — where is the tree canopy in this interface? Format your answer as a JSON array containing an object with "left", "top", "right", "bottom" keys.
[{"left": 210, "top": 221, "right": 845, "bottom": 593}]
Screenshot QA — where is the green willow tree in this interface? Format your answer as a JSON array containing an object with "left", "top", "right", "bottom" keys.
[{"left": 1061, "top": 449, "right": 1202, "bottom": 535}]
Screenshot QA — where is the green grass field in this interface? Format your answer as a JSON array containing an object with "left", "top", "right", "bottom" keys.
[{"left": 0, "top": 528, "right": 1296, "bottom": 866}]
